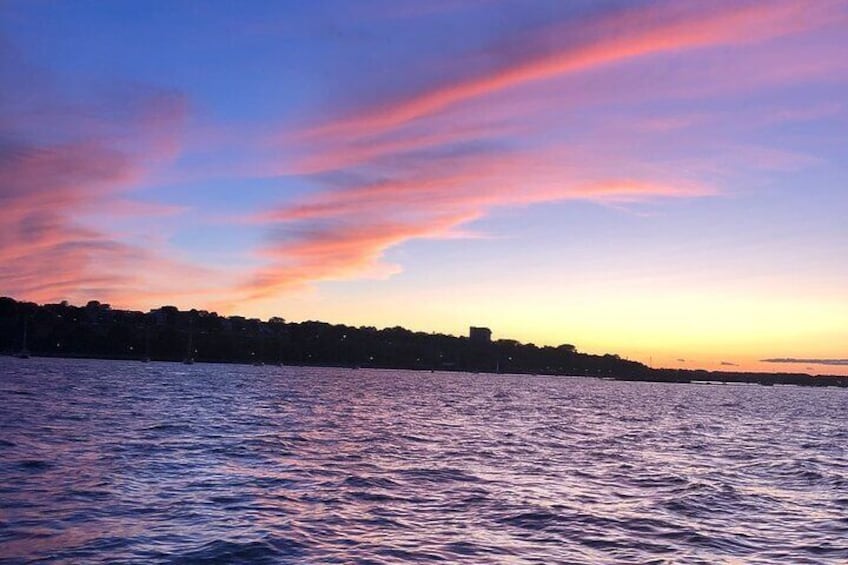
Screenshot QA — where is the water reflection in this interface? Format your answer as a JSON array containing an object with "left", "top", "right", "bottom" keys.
[{"left": 1, "top": 358, "right": 847, "bottom": 563}]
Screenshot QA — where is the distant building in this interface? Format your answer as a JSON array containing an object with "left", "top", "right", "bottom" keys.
[
  {"left": 149, "top": 306, "right": 179, "bottom": 326},
  {"left": 469, "top": 326, "right": 492, "bottom": 344}
]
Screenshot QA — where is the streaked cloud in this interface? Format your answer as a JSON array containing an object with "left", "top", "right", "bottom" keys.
[
  {"left": 0, "top": 44, "right": 215, "bottom": 307},
  {"left": 3, "top": 0, "right": 846, "bottom": 364},
  {"left": 761, "top": 358, "right": 848, "bottom": 366},
  {"left": 239, "top": 144, "right": 709, "bottom": 299},
  {"left": 301, "top": 1, "right": 841, "bottom": 140},
  {"left": 238, "top": 1, "right": 843, "bottom": 303}
]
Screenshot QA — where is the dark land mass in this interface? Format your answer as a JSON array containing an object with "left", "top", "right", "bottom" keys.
[{"left": 1, "top": 297, "right": 845, "bottom": 388}]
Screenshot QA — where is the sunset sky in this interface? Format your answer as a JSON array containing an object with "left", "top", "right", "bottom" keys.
[{"left": 2, "top": 1, "right": 847, "bottom": 374}]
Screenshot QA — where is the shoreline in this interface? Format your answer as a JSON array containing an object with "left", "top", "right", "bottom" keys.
[{"left": 4, "top": 352, "right": 846, "bottom": 388}]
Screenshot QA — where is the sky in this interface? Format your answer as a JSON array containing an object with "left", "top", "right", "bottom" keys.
[{"left": 1, "top": 0, "right": 847, "bottom": 375}]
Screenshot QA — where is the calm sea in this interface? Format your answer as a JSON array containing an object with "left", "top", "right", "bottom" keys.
[{"left": 1, "top": 358, "right": 846, "bottom": 564}]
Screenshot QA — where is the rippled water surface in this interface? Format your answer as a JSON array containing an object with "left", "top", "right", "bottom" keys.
[{"left": 1, "top": 358, "right": 847, "bottom": 564}]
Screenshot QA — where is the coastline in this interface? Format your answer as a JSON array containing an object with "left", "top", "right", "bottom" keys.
[{"left": 3, "top": 352, "right": 846, "bottom": 389}]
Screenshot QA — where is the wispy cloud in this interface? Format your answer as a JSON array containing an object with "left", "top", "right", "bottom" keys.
[
  {"left": 301, "top": 1, "right": 841, "bottom": 140},
  {"left": 762, "top": 358, "right": 848, "bottom": 366},
  {"left": 0, "top": 44, "right": 217, "bottom": 308},
  {"left": 238, "top": 144, "right": 709, "bottom": 299},
  {"left": 233, "top": 1, "right": 847, "bottom": 303},
  {"left": 6, "top": 0, "right": 844, "bottom": 313}
]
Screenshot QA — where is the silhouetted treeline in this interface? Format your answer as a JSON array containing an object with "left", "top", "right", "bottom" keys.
[
  {"left": 1, "top": 297, "right": 845, "bottom": 387},
  {"left": 0, "top": 297, "right": 644, "bottom": 375}
]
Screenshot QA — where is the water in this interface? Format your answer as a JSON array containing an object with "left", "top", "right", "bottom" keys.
[{"left": 1, "top": 358, "right": 847, "bottom": 564}]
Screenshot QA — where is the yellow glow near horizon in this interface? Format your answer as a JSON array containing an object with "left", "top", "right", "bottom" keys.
[{"left": 240, "top": 275, "right": 847, "bottom": 375}]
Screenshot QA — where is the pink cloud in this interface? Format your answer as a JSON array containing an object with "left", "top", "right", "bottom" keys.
[
  {"left": 236, "top": 141, "right": 711, "bottom": 301},
  {"left": 6, "top": 1, "right": 838, "bottom": 312},
  {"left": 0, "top": 52, "right": 221, "bottom": 308},
  {"left": 277, "top": 120, "right": 520, "bottom": 176},
  {"left": 240, "top": 211, "right": 481, "bottom": 300},
  {"left": 262, "top": 155, "right": 708, "bottom": 224},
  {"left": 0, "top": 145, "right": 207, "bottom": 307},
  {"left": 259, "top": 0, "right": 847, "bottom": 187},
  {"left": 302, "top": 1, "right": 842, "bottom": 141},
  {"left": 229, "top": 2, "right": 848, "bottom": 304}
]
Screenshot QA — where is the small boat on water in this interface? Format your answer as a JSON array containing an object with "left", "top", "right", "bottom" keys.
[
  {"left": 142, "top": 326, "right": 151, "bottom": 363},
  {"left": 183, "top": 328, "right": 195, "bottom": 364},
  {"left": 16, "top": 318, "right": 30, "bottom": 358}
]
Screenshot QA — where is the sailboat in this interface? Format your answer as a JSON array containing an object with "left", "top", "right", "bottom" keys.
[
  {"left": 252, "top": 333, "right": 264, "bottom": 366},
  {"left": 275, "top": 332, "right": 286, "bottom": 367},
  {"left": 15, "top": 318, "right": 30, "bottom": 359},
  {"left": 183, "top": 328, "right": 194, "bottom": 364},
  {"left": 141, "top": 325, "right": 151, "bottom": 362}
]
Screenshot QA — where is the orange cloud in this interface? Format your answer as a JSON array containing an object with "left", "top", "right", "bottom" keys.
[
  {"left": 237, "top": 140, "right": 710, "bottom": 301},
  {"left": 239, "top": 212, "right": 480, "bottom": 300}
]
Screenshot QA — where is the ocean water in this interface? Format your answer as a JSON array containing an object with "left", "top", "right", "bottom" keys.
[{"left": 1, "top": 358, "right": 846, "bottom": 564}]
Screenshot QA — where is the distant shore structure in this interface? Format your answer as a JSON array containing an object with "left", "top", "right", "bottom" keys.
[
  {"left": 2, "top": 296, "right": 847, "bottom": 386},
  {"left": 469, "top": 326, "right": 492, "bottom": 344}
]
